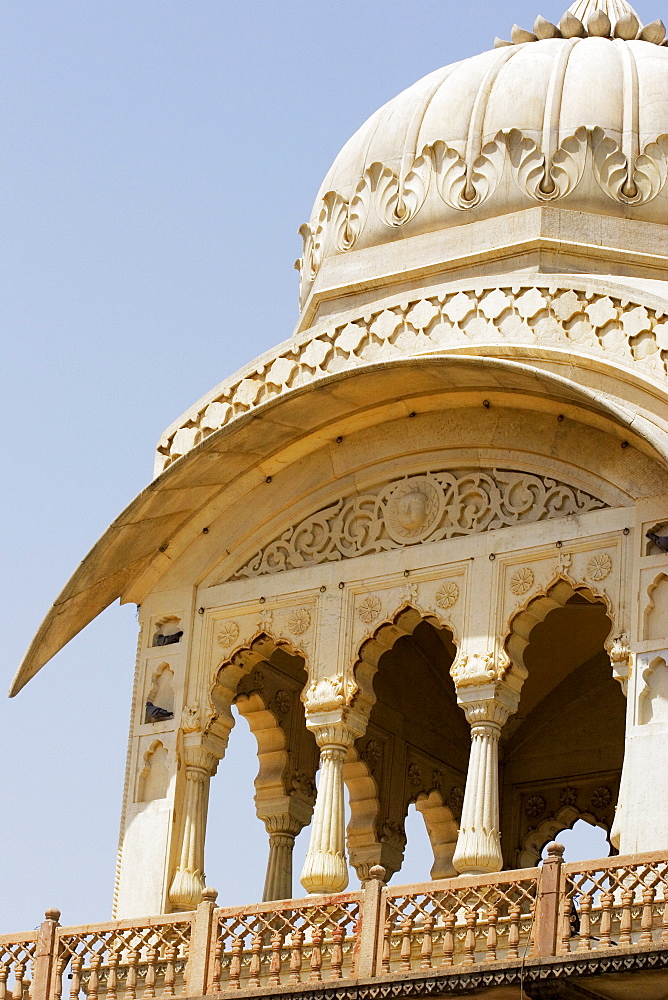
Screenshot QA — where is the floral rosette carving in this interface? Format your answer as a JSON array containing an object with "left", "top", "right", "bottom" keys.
[
  {"left": 590, "top": 786, "right": 612, "bottom": 811},
  {"left": 217, "top": 621, "right": 240, "bottom": 648},
  {"left": 435, "top": 581, "right": 459, "bottom": 609},
  {"left": 587, "top": 552, "right": 613, "bottom": 581},
  {"left": 524, "top": 794, "right": 546, "bottom": 820},
  {"left": 510, "top": 567, "right": 534, "bottom": 596},
  {"left": 288, "top": 608, "right": 311, "bottom": 636},
  {"left": 358, "top": 595, "right": 382, "bottom": 624}
]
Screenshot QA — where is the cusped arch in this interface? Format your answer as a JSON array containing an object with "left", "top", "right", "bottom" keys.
[
  {"left": 353, "top": 604, "right": 457, "bottom": 717},
  {"left": 505, "top": 577, "right": 614, "bottom": 679},
  {"left": 643, "top": 573, "right": 668, "bottom": 642},
  {"left": 519, "top": 805, "right": 609, "bottom": 868},
  {"left": 347, "top": 606, "right": 459, "bottom": 882},
  {"left": 207, "top": 631, "right": 317, "bottom": 828}
]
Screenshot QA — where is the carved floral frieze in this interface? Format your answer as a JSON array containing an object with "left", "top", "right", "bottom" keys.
[
  {"left": 231, "top": 469, "right": 606, "bottom": 579},
  {"left": 298, "top": 120, "right": 668, "bottom": 302},
  {"left": 157, "top": 285, "right": 668, "bottom": 470}
]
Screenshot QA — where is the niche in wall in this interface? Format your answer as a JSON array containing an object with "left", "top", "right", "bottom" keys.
[{"left": 137, "top": 740, "right": 170, "bottom": 802}]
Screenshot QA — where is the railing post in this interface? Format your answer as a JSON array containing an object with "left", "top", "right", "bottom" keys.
[
  {"left": 31, "top": 908, "right": 60, "bottom": 1000},
  {"left": 185, "top": 887, "right": 218, "bottom": 996},
  {"left": 356, "top": 865, "right": 386, "bottom": 978},
  {"left": 533, "top": 842, "right": 564, "bottom": 957}
]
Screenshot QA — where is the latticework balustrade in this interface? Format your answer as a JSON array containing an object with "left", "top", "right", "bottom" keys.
[
  {"left": 0, "top": 933, "right": 37, "bottom": 1000},
  {"left": 560, "top": 852, "right": 668, "bottom": 954},
  {"left": 381, "top": 869, "right": 539, "bottom": 973},
  {"left": 0, "top": 851, "right": 667, "bottom": 1000},
  {"left": 56, "top": 917, "right": 191, "bottom": 1000},
  {"left": 209, "top": 893, "right": 362, "bottom": 991}
]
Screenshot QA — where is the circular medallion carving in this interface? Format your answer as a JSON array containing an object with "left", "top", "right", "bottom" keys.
[
  {"left": 587, "top": 552, "right": 613, "bottom": 581},
  {"left": 590, "top": 786, "right": 612, "bottom": 810},
  {"left": 217, "top": 621, "right": 240, "bottom": 648},
  {"left": 288, "top": 608, "right": 311, "bottom": 635},
  {"left": 435, "top": 581, "right": 459, "bottom": 609},
  {"left": 524, "top": 794, "right": 546, "bottom": 820},
  {"left": 407, "top": 763, "right": 423, "bottom": 787},
  {"left": 358, "top": 595, "right": 382, "bottom": 623},
  {"left": 382, "top": 476, "right": 444, "bottom": 543},
  {"left": 510, "top": 567, "right": 534, "bottom": 596}
]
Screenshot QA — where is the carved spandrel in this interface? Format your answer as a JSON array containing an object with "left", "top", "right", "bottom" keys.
[{"left": 231, "top": 468, "right": 607, "bottom": 579}]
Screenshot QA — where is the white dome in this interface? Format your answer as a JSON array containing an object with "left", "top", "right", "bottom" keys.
[{"left": 298, "top": 4, "right": 668, "bottom": 306}]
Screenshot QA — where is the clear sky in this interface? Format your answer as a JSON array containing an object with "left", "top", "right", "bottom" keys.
[{"left": 2, "top": 0, "right": 646, "bottom": 933}]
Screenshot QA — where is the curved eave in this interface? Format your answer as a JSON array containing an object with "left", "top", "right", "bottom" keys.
[{"left": 11, "top": 353, "right": 667, "bottom": 697}]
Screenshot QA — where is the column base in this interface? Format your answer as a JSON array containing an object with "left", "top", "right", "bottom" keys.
[
  {"left": 453, "top": 828, "right": 503, "bottom": 875},
  {"left": 169, "top": 867, "right": 205, "bottom": 910},
  {"left": 301, "top": 850, "right": 349, "bottom": 894}
]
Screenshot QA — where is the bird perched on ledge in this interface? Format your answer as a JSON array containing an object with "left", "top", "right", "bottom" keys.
[
  {"left": 145, "top": 701, "right": 174, "bottom": 722},
  {"left": 646, "top": 531, "right": 668, "bottom": 552}
]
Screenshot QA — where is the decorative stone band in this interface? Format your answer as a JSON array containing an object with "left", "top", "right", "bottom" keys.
[
  {"left": 297, "top": 124, "right": 668, "bottom": 303},
  {"left": 156, "top": 283, "right": 668, "bottom": 471},
  {"left": 231, "top": 468, "right": 607, "bottom": 579}
]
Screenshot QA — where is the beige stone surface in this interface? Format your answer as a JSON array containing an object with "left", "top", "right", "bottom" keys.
[{"left": 11, "top": 0, "right": 668, "bottom": 920}]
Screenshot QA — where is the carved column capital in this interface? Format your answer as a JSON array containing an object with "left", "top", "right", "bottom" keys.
[
  {"left": 183, "top": 744, "right": 220, "bottom": 776},
  {"left": 306, "top": 711, "right": 366, "bottom": 750}
]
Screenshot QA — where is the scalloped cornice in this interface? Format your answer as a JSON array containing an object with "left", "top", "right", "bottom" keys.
[{"left": 156, "top": 279, "right": 668, "bottom": 473}]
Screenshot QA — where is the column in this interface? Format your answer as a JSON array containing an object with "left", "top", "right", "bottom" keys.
[
  {"left": 300, "top": 719, "right": 363, "bottom": 894},
  {"left": 169, "top": 744, "right": 220, "bottom": 910},
  {"left": 262, "top": 810, "right": 309, "bottom": 901},
  {"left": 452, "top": 680, "right": 519, "bottom": 875}
]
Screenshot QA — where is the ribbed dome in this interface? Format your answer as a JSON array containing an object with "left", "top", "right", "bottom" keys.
[{"left": 298, "top": 6, "right": 668, "bottom": 306}]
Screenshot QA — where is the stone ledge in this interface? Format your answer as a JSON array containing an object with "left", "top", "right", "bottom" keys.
[{"left": 199, "top": 945, "right": 668, "bottom": 1000}]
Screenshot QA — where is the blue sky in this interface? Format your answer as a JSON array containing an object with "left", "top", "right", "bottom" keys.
[{"left": 1, "top": 0, "right": 643, "bottom": 932}]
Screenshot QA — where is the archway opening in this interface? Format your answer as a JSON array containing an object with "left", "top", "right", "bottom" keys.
[
  {"left": 540, "top": 819, "right": 610, "bottom": 864},
  {"left": 348, "top": 613, "right": 466, "bottom": 885},
  {"left": 206, "top": 640, "right": 317, "bottom": 903},
  {"left": 502, "top": 585, "right": 625, "bottom": 869}
]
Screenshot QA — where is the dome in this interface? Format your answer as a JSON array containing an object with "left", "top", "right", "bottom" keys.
[{"left": 298, "top": 1, "right": 668, "bottom": 308}]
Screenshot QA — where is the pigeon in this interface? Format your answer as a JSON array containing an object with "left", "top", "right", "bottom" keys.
[
  {"left": 646, "top": 531, "right": 668, "bottom": 552},
  {"left": 155, "top": 630, "right": 183, "bottom": 646},
  {"left": 145, "top": 701, "right": 174, "bottom": 722}
]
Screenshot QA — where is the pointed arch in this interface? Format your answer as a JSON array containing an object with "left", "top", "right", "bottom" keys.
[
  {"left": 505, "top": 577, "right": 614, "bottom": 679},
  {"left": 353, "top": 603, "right": 457, "bottom": 717},
  {"left": 347, "top": 606, "right": 463, "bottom": 883},
  {"left": 519, "top": 805, "right": 609, "bottom": 869},
  {"left": 207, "top": 631, "right": 318, "bottom": 833}
]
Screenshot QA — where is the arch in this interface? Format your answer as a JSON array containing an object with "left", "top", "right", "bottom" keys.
[
  {"left": 505, "top": 578, "right": 614, "bottom": 680},
  {"left": 353, "top": 604, "right": 457, "bottom": 718},
  {"left": 347, "top": 607, "right": 464, "bottom": 883},
  {"left": 152, "top": 615, "right": 182, "bottom": 647},
  {"left": 643, "top": 573, "right": 668, "bottom": 642},
  {"left": 207, "top": 632, "right": 318, "bottom": 851},
  {"left": 415, "top": 790, "right": 460, "bottom": 879},
  {"left": 519, "top": 806, "right": 610, "bottom": 868}
]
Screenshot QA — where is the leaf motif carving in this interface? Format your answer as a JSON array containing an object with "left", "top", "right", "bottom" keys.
[
  {"left": 508, "top": 127, "right": 587, "bottom": 201},
  {"left": 592, "top": 128, "right": 668, "bottom": 205},
  {"left": 431, "top": 137, "right": 504, "bottom": 209}
]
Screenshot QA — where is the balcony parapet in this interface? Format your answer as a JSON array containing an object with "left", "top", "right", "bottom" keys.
[{"left": 1, "top": 849, "right": 667, "bottom": 1000}]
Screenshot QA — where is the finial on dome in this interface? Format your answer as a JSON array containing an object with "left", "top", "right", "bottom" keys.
[
  {"left": 494, "top": 0, "right": 666, "bottom": 47},
  {"left": 567, "top": 0, "right": 639, "bottom": 23}
]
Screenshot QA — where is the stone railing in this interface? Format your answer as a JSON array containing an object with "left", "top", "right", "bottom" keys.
[{"left": 2, "top": 848, "right": 667, "bottom": 999}]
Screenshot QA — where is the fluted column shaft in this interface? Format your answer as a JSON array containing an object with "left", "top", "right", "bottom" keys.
[
  {"left": 453, "top": 720, "right": 503, "bottom": 874},
  {"left": 301, "top": 719, "right": 362, "bottom": 895},
  {"left": 261, "top": 809, "right": 309, "bottom": 901},
  {"left": 452, "top": 685, "right": 519, "bottom": 876},
  {"left": 169, "top": 746, "right": 219, "bottom": 910}
]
